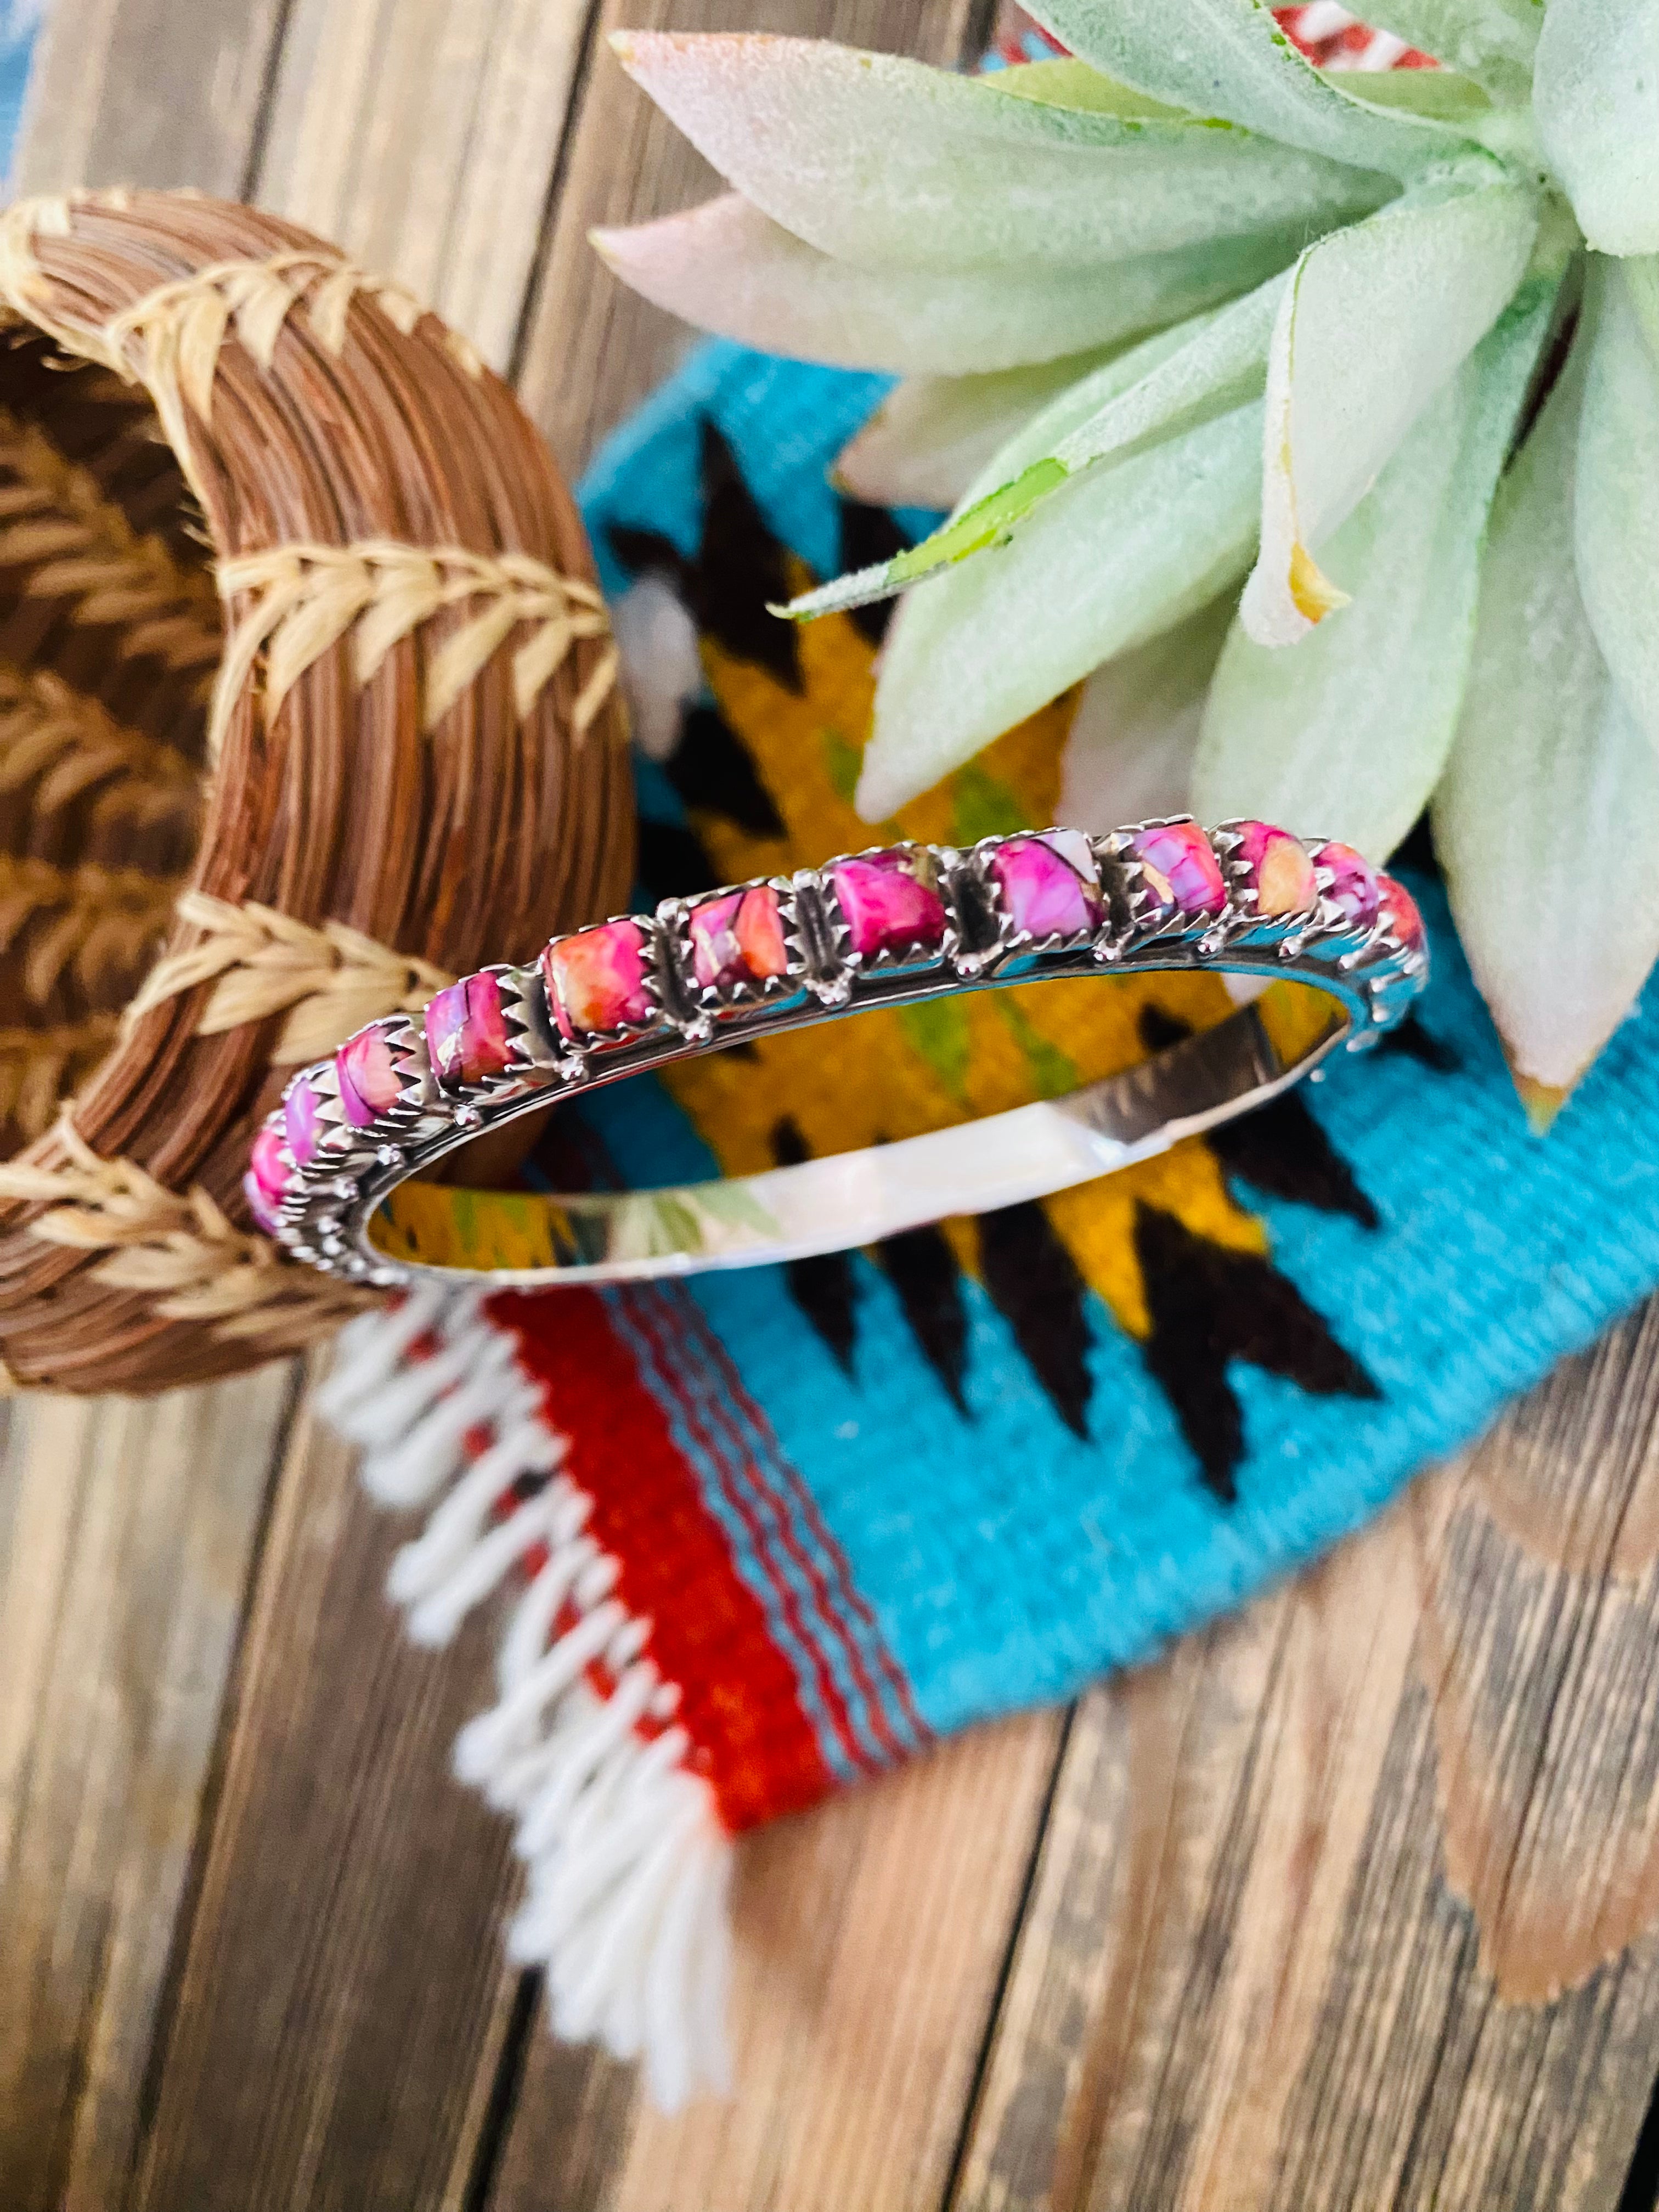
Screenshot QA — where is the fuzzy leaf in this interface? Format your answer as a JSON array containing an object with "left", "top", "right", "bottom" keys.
[
  {"left": 1195, "top": 275, "right": 1556, "bottom": 857},
  {"left": 855, "top": 402, "right": 1262, "bottom": 819},
  {"left": 833, "top": 351, "right": 1124, "bottom": 509},
  {"left": 1058, "top": 591, "right": 1236, "bottom": 830},
  {"left": 1534, "top": 0, "right": 1659, "bottom": 256},
  {"left": 1435, "top": 330, "right": 1659, "bottom": 1101},
  {"left": 1333, "top": 0, "right": 1536, "bottom": 100},
  {"left": 984, "top": 58, "right": 1198, "bottom": 122},
  {"left": 611, "top": 33, "right": 1389, "bottom": 272},
  {"left": 593, "top": 194, "right": 1305, "bottom": 375},
  {"left": 1239, "top": 169, "right": 1536, "bottom": 646},
  {"left": 789, "top": 277, "right": 1284, "bottom": 618},
  {"left": 1576, "top": 257, "right": 1659, "bottom": 752},
  {"left": 1025, "top": 0, "right": 1474, "bottom": 178}
]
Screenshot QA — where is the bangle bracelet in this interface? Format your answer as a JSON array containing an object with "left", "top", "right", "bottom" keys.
[{"left": 247, "top": 819, "right": 1427, "bottom": 1289}]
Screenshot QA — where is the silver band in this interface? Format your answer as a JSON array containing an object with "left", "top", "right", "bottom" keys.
[{"left": 246, "top": 819, "right": 1427, "bottom": 1288}]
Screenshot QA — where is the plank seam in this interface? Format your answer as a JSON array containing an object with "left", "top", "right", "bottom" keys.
[
  {"left": 941, "top": 1697, "right": 1079, "bottom": 2212},
  {"left": 505, "top": 0, "right": 607, "bottom": 392},
  {"left": 460, "top": 1969, "right": 544, "bottom": 2212},
  {"left": 239, "top": 0, "right": 302, "bottom": 204}
]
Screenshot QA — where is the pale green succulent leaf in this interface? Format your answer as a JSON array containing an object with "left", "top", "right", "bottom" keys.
[
  {"left": 1533, "top": 0, "right": 1659, "bottom": 256},
  {"left": 1058, "top": 591, "right": 1237, "bottom": 831},
  {"left": 833, "top": 348, "right": 1129, "bottom": 510},
  {"left": 1194, "top": 274, "right": 1557, "bottom": 857},
  {"left": 610, "top": 33, "right": 1390, "bottom": 273},
  {"left": 1024, "top": 0, "right": 1479, "bottom": 179},
  {"left": 1240, "top": 169, "right": 1537, "bottom": 646},
  {"left": 1577, "top": 258, "right": 1659, "bottom": 755},
  {"left": 854, "top": 402, "right": 1261, "bottom": 820},
  {"left": 1329, "top": 0, "right": 1535, "bottom": 101},
  {"left": 1330, "top": 69, "right": 1499, "bottom": 122},
  {"left": 788, "top": 277, "right": 1283, "bottom": 620},
  {"left": 979, "top": 58, "right": 1195, "bottom": 123},
  {"left": 1623, "top": 256, "right": 1659, "bottom": 356},
  {"left": 593, "top": 195, "right": 1306, "bottom": 375},
  {"left": 1435, "top": 328, "right": 1659, "bottom": 1101}
]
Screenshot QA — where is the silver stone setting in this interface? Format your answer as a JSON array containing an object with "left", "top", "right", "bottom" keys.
[{"left": 250, "top": 820, "right": 1430, "bottom": 1286}]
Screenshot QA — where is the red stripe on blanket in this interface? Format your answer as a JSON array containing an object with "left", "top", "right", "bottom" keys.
[
  {"left": 488, "top": 1286, "right": 834, "bottom": 1832},
  {"left": 650, "top": 1284, "right": 931, "bottom": 1763},
  {"left": 617, "top": 1282, "right": 884, "bottom": 1780}
]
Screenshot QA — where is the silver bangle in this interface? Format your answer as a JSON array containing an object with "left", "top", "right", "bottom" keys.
[{"left": 246, "top": 819, "right": 1427, "bottom": 1289}]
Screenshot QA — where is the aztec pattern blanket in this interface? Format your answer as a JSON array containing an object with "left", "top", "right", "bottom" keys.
[{"left": 320, "top": 336, "right": 1659, "bottom": 2107}]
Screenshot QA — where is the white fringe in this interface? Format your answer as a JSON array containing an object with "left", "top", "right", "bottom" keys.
[{"left": 320, "top": 1290, "right": 734, "bottom": 2110}]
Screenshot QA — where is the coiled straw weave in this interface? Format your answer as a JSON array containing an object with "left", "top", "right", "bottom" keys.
[{"left": 0, "top": 189, "right": 633, "bottom": 1394}]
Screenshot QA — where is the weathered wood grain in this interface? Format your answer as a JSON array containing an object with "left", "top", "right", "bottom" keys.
[
  {"left": 14, "top": 0, "right": 285, "bottom": 197},
  {"left": 0, "top": 23, "right": 306, "bottom": 2212},
  {"left": 0, "top": 1372, "right": 295, "bottom": 2212},
  {"left": 127, "top": 1392, "right": 524, "bottom": 2211},
  {"left": 488, "top": 1711, "right": 1065, "bottom": 2212},
  {"left": 252, "top": 0, "right": 596, "bottom": 370},
  {"left": 516, "top": 0, "right": 998, "bottom": 478},
  {"left": 952, "top": 1300, "right": 1659, "bottom": 2212}
]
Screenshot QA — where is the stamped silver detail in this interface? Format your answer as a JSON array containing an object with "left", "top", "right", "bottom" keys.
[{"left": 252, "top": 820, "right": 1430, "bottom": 1292}]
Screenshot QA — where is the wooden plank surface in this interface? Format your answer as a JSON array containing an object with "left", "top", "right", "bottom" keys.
[
  {"left": 253, "top": 0, "right": 597, "bottom": 371},
  {"left": 953, "top": 1301, "right": 1659, "bottom": 2212},
  {"left": 0, "top": 1373, "right": 295, "bottom": 2212},
  {"left": 488, "top": 1711, "right": 1065, "bottom": 2212},
  {"left": 0, "top": 15, "right": 306, "bottom": 2211},
  {"left": 127, "top": 1394, "right": 526, "bottom": 2212},
  {"left": 15, "top": 0, "right": 285, "bottom": 196},
  {"left": 7, "top": 0, "right": 1659, "bottom": 2205}
]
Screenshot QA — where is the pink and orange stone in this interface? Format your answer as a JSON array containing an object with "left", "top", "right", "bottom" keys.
[
  {"left": 244, "top": 1124, "right": 290, "bottom": 1234},
  {"left": 543, "top": 917, "right": 653, "bottom": 1040},
  {"left": 426, "top": 970, "right": 514, "bottom": 1085},
  {"left": 283, "top": 1073, "right": 323, "bottom": 1166},
  {"left": 1126, "top": 820, "right": 1226, "bottom": 919},
  {"left": 831, "top": 848, "right": 947, "bottom": 961},
  {"left": 1378, "top": 873, "right": 1426, "bottom": 953},
  {"left": 1231, "top": 819, "right": 1317, "bottom": 918},
  {"left": 990, "top": 829, "right": 1103, "bottom": 941},
  {"left": 688, "top": 884, "right": 789, "bottom": 992},
  {"left": 336, "top": 1024, "right": 403, "bottom": 1128},
  {"left": 1312, "top": 840, "right": 1382, "bottom": 928}
]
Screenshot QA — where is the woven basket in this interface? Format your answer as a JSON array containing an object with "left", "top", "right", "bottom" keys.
[{"left": 0, "top": 188, "right": 633, "bottom": 1396}]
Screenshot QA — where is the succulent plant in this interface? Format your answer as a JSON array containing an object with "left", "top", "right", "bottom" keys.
[{"left": 597, "top": 1, "right": 1659, "bottom": 1118}]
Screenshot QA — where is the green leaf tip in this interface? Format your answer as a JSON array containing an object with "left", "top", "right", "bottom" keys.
[{"left": 783, "top": 457, "right": 1072, "bottom": 623}]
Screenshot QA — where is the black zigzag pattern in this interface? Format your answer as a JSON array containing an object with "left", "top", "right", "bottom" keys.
[{"left": 1133, "top": 1202, "right": 1381, "bottom": 1504}]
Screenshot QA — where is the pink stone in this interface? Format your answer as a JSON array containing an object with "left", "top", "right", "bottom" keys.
[
  {"left": 1378, "top": 873, "right": 1426, "bottom": 952},
  {"left": 830, "top": 848, "right": 946, "bottom": 961},
  {"left": 243, "top": 1166, "right": 284, "bottom": 1235},
  {"left": 990, "top": 829, "right": 1103, "bottom": 941},
  {"left": 689, "top": 884, "right": 789, "bottom": 991},
  {"left": 1126, "top": 820, "right": 1226, "bottom": 919},
  {"left": 249, "top": 1122, "right": 289, "bottom": 1207},
  {"left": 426, "top": 971, "right": 513, "bottom": 1085},
  {"left": 1313, "top": 840, "right": 1381, "bottom": 929},
  {"left": 1232, "top": 819, "right": 1317, "bottom": 918},
  {"left": 245, "top": 1123, "right": 289, "bottom": 1232},
  {"left": 336, "top": 1024, "right": 402, "bottom": 1128},
  {"left": 284, "top": 1073, "right": 323, "bottom": 1166},
  {"left": 543, "top": 917, "right": 653, "bottom": 1040}
]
